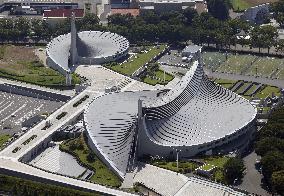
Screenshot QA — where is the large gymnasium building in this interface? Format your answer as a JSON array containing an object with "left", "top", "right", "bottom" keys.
[
  {"left": 83, "top": 58, "right": 256, "bottom": 179},
  {"left": 46, "top": 14, "right": 257, "bottom": 180}
]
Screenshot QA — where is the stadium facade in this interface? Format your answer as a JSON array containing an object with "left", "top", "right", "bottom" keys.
[{"left": 84, "top": 59, "right": 257, "bottom": 179}]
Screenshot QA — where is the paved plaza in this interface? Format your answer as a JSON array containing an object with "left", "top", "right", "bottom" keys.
[
  {"left": 133, "top": 164, "right": 246, "bottom": 196},
  {"left": 30, "top": 145, "right": 86, "bottom": 178}
]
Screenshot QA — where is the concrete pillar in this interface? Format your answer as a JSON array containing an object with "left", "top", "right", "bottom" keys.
[{"left": 66, "top": 72, "right": 72, "bottom": 86}]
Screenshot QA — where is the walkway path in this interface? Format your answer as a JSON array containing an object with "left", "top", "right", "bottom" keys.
[
  {"left": 203, "top": 43, "right": 284, "bottom": 57},
  {"left": 133, "top": 163, "right": 246, "bottom": 196},
  {"left": 29, "top": 145, "right": 86, "bottom": 178},
  {"left": 0, "top": 78, "right": 75, "bottom": 97},
  {"left": 206, "top": 69, "right": 284, "bottom": 89}
]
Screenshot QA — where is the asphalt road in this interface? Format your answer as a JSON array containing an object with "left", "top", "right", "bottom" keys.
[
  {"left": 205, "top": 68, "right": 284, "bottom": 89},
  {"left": 236, "top": 151, "right": 271, "bottom": 196}
]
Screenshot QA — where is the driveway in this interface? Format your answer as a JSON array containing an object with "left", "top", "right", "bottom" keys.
[{"left": 236, "top": 150, "right": 271, "bottom": 196}]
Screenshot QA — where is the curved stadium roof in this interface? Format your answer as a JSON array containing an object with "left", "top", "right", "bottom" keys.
[
  {"left": 46, "top": 31, "right": 129, "bottom": 72},
  {"left": 143, "top": 61, "right": 256, "bottom": 146},
  {"left": 84, "top": 61, "right": 257, "bottom": 178}
]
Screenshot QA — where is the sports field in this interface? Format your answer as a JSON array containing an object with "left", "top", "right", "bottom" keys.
[
  {"left": 202, "top": 51, "right": 284, "bottom": 79},
  {"left": 230, "top": 0, "right": 278, "bottom": 11}
]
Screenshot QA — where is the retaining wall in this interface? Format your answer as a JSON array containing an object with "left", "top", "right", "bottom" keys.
[{"left": 0, "top": 83, "right": 71, "bottom": 102}]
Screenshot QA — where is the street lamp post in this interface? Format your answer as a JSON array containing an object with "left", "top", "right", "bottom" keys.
[{"left": 175, "top": 149, "right": 181, "bottom": 172}]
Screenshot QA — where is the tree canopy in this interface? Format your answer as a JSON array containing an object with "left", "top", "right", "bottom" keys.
[
  {"left": 223, "top": 158, "right": 245, "bottom": 184},
  {"left": 207, "top": 0, "right": 229, "bottom": 20},
  {"left": 255, "top": 106, "right": 284, "bottom": 194}
]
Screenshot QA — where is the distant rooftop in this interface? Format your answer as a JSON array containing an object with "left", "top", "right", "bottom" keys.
[
  {"left": 43, "top": 9, "right": 84, "bottom": 18},
  {"left": 182, "top": 45, "right": 202, "bottom": 54},
  {"left": 111, "top": 8, "right": 140, "bottom": 17},
  {"left": 138, "top": 0, "right": 203, "bottom": 3},
  {"left": 0, "top": 0, "right": 79, "bottom": 4}
]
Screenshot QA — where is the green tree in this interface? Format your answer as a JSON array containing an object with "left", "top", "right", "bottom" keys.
[
  {"left": 77, "top": 13, "right": 100, "bottom": 31},
  {"left": 276, "top": 12, "right": 284, "bottom": 27},
  {"left": 31, "top": 19, "right": 51, "bottom": 40},
  {"left": 261, "top": 151, "right": 284, "bottom": 181},
  {"left": 207, "top": 0, "right": 229, "bottom": 20},
  {"left": 271, "top": 0, "right": 284, "bottom": 26},
  {"left": 250, "top": 25, "right": 278, "bottom": 53},
  {"left": 255, "top": 137, "right": 284, "bottom": 156},
  {"left": 271, "top": 170, "right": 284, "bottom": 194},
  {"left": 223, "top": 158, "right": 245, "bottom": 184},
  {"left": 141, "top": 11, "right": 160, "bottom": 24},
  {"left": 183, "top": 7, "right": 198, "bottom": 25},
  {"left": 276, "top": 39, "right": 284, "bottom": 52}
]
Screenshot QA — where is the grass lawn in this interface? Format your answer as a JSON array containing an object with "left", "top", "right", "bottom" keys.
[
  {"left": 216, "top": 54, "right": 256, "bottom": 74},
  {"left": 214, "top": 78, "right": 235, "bottom": 89},
  {"left": 200, "top": 156, "right": 230, "bottom": 184},
  {"left": 110, "top": 45, "right": 166, "bottom": 76},
  {"left": 277, "top": 69, "right": 284, "bottom": 79},
  {"left": 60, "top": 134, "right": 121, "bottom": 187},
  {"left": 241, "top": 95, "right": 252, "bottom": 100},
  {"left": 0, "top": 134, "right": 10, "bottom": 150},
  {"left": 235, "top": 82, "right": 250, "bottom": 94},
  {"left": 152, "top": 160, "right": 199, "bottom": 173},
  {"left": 0, "top": 45, "right": 6, "bottom": 59},
  {"left": 255, "top": 86, "right": 280, "bottom": 99},
  {"left": 202, "top": 156, "right": 230, "bottom": 168},
  {"left": 0, "top": 45, "right": 80, "bottom": 87},
  {"left": 0, "top": 61, "right": 80, "bottom": 87},
  {"left": 143, "top": 69, "right": 174, "bottom": 85},
  {"left": 244, "top": 84, "right": 257, "bottom": 96},
  {"left": 213, "top": 169, "right": 225, "bottom": 183},
  {"left": 204, "top": 51, "right": 283, "bottom": 79},
  {"left": 230, "top": 0, "right": 251, "bottom": 11},
  {"left": 200, "top": 164, "right": 215, "bottom": 171},
  {"left": 247, "top": 57, "right": 283, "bottom": 78}
]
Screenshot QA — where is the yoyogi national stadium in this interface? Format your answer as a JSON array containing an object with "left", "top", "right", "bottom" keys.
[
  {"left": 46, "top": 13, "right": 257, "bottom": 180},
  {"left": 83, "top": 60, "right": 257, "bottom": 179}
]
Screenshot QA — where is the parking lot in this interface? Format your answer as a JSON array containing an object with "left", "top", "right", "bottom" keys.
[
  {"left": 158, "top": 50, "right": 189, "bottom": 67},
  {"left": 0, "top": 91, "right": 63, "bottom": 135}
]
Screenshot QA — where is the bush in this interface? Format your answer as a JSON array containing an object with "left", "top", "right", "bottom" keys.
[
  {"left": 73, "top": 95, "right": 89, "bottom": 107},
  {"left": 87, "top": 152, "right": 96, "bottom": 162},
  {"left": 56, "top": 112, "right": 67, "bottom": 120},
  {"left": 12, "top": 147, "right": 21, "bottom": 153}
]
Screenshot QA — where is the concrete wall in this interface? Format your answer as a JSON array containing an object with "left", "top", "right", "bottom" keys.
[
  {"left": 0, "top": 167, "right": 112, "bottom": 196},
  {"left": 46, "top": 56, "right": 69, "bottom": 76},
  {"left": 78, "top": 50, "right": 128, "bottom": 65},
  {"left": 0, "top": 83, "right": 71, "bottom": 102},
  {"left": 19, "top": 135, "right": 53, "bottom": 163},
  {"left": 137, "top": 116, "right": 256, "bottom": 159}
]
